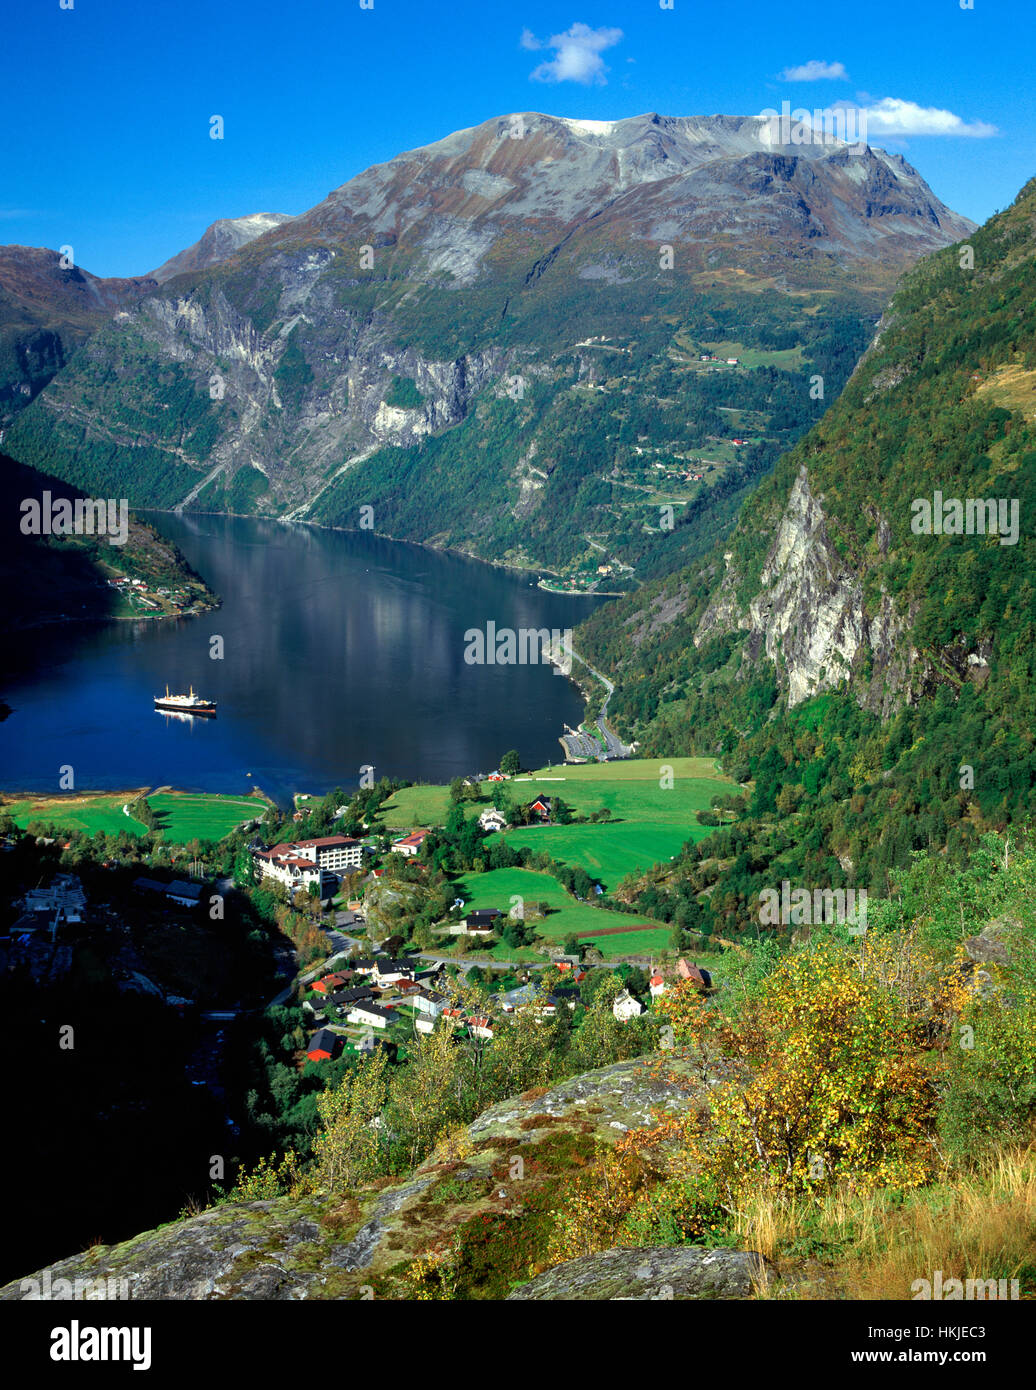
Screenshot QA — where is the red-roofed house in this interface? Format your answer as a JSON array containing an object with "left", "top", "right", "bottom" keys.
[
  {"left": 392, "top": 830, "right": 430, "bottom": 858},
  {"left": 306, "top": 1029, "right": 342, "bottom": 1062},
  {"left": 677, "top": 958, "right": 713, "bottom": 991}
]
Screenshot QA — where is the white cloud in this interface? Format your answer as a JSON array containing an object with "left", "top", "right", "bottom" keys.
[
  {"left": 780, "top": 60, "right": 848, "bottom": 82},
  {"left": 522, "top": 22, "right": 624, "bottom": 86},
  {"left": 861, "top": 97, "right": 997, "bottom": 138}
]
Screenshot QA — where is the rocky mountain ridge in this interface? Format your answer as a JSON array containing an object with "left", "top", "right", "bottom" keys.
[
  {"left": 5, "top": 112, "right": 974, "bottom": 577},
  {"left": 148, "top": 213, "right": 294, "bottom": 283}
]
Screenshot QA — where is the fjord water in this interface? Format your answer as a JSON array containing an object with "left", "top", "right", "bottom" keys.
[{"left": 1, "top": 515, "right": 601, "bottom": 805}]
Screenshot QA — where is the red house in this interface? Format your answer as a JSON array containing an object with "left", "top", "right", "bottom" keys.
[
  {"left": 306, "top": 1028, "right": 342, "bottom": 1062},
  {"left": 311, "top": 972, "right": 350, "bottom": 995}
]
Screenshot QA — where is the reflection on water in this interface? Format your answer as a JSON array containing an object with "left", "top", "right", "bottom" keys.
[{"left": 1, "top": 515, "right": 604, "bottom": 806}]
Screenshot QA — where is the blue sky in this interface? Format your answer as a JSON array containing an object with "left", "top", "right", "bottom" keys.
[{"left": 4, "top": 0, "right": 1034, "bottom": 277}]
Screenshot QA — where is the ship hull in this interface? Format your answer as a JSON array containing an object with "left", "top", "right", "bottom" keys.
[{"left": 154, "top": 700, "right": 216, "bottom": 716}]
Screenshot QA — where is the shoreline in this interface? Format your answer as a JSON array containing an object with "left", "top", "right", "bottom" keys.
[
  {"left": 0, "top": 597, "right": 220, "bottom": 638},
  {"left": 143, "top": 503, "right": 632, "bottom": 599},
  {"left": 0, "top": 785, "right": 272, "bottom": 808}
]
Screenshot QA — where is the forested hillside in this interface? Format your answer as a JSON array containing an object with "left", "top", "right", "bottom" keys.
[{"left": 577, "top": 177, "right": 1036, "bottom": 932}]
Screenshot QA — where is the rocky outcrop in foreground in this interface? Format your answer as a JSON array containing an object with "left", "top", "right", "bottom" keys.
[
  {"left": 4, "top": 1057, "right": 731, "bottom": 1301},
  {"left": 507, "top": 1245, "right": 771, "bottom": 1300}
]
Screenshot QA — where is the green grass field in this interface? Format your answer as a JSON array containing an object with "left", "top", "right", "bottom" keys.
[
  {"left": 148, "top": 791, "right": 266, "bottom": 842},
  {"left": 504, "top": 821, "right": 710, "bottom": 892},
  {"left": 379, "top": 757, "right": 730, "bottom": 833},
  {"left": 3, "top": 793, "right": 148, "bottom": 838},
  {"left": 3, "top": 789, "right": 267, "bottom": 844},
  {"left": 505, "top": 757, "right": 729, "bottom": 889},
  {"left": 510, "top": 758, "right": 729, "bottom": 825},
  {"left": 378, "top": 783, "right": 454, "bottom": 828},
  {"left": 452, "top": 866, "right": 671, "bottom": 959}
]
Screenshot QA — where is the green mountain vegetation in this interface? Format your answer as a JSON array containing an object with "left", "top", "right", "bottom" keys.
[{"left": 575, "top": 176, "right": 1036, "bottom": 933}]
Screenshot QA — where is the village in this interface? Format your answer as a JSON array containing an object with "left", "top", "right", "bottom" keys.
[
  {"left": 0, "top": 756, "right": 731, "bottom": 1159},
  {"left": 243, "top": 783, "right": 715, "bottom": 1064}
]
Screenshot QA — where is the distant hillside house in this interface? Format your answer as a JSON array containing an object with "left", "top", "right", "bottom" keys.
[
  {"left": 677, "top": 958, "right": 713, "bottom": 991},
  {"left": 649, "top": 972, "right": 666, "bottom": 998},
  {"left": 306, "top": 1028, "right": 342, "bottom": 1062},
  {"left": 612, "top": 989, "right": 644, "bottom": 1021},
  {"left": 451, "top": 908, "right": 501, "bottom": 936},
  {"left": 392, "top": 830, "right": 430, "bottom": 858},
  {"left": 412, "top": 989, "right": 446, "bottom": 1017},
  {"left": 529, "top": 797, "right": 553, "bottom": 819},
  {"left": 25, "top": 874, "right": 87, "bottom": 921},
  {"left": 311, "top": 972, "right": 350, "bottom": 995},
  {"left": 478, "top": 808, "right": 509, "bottom": 833},
  {"left": 373, "top": 957, "right": 414, "bottom": 986},
  {"left": 327, "top": 985, "right": 375, "bottom": 1009}
]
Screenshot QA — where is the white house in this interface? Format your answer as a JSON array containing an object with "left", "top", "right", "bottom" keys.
[
  {"left": 298, "top": 835, "right": 364, "bottom": 872},
  {"left": 612, "top": 989, "right": 644, "bottom": 1021},
  {"left": 23, "top": 875, "right": 86, "bottom": 922},
  {"left": 412, "top": 989, "right": 446, "bottom": 1017},
  {"left": 649, "top": 972, "right": 666, "bottom": 999},
  {"left": 414, "top": 1015, "right": 436, "bottom": 1034},
  {"left": 373, "top": 958, "right": 414, "bottom": 987},
  {"left": 348, "top": 1002, "right": 393, "bottom": 1029},
  {"left": 477, "top": 808, "right": 509, "bottom": 833}
]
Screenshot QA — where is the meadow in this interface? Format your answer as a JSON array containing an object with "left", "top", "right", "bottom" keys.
[
  {"left": 3, "top": 792, "right": 148, "bottom": 838},
  {"left": 383, "top": 759, "right": 732, "bottom": 957},
  {"left": 3, "top": 789, "right": 267, "bottom": 844},
  {"left": 148, "top": 791, "right": 268, "bottom": 842},
  {"left": 451, "top": 865, "right": 672, "bottom": 960}
]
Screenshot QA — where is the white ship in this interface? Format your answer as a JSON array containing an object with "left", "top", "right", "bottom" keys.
[{"left": 154, "top": 685, "right": 216, "bottom": 716}]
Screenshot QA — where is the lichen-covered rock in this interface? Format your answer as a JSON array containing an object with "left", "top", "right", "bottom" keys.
[
  {"left": 506, "top": 1245, "right": 773, "bottom": 1300},
  {"left": 0, "top": 1056, "right": 711, "bottom": 1301},
  {"left": 469, "top": 1056, "right": 706, "bottom": 1140},
  {"left": 0, "top": 1198, "right": 337, "bottom": 1302}
]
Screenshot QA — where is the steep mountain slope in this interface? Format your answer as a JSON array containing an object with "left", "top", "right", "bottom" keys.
[
  {"left": 6, "top": 113, "right": 972, "bottom": 582},
  {"left": 576, "top": 176, "right": 1036, "bottom": 925},
  {"left": 0, "top": 246, "right": 155, "bottom": 426},
  {"left": 148, "top": 213, "right": 294, "bottom": 282}
]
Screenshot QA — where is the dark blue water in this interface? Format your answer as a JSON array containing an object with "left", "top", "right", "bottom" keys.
[{"left": 0, "top": 515, "right": 605, "bottom": 805}]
